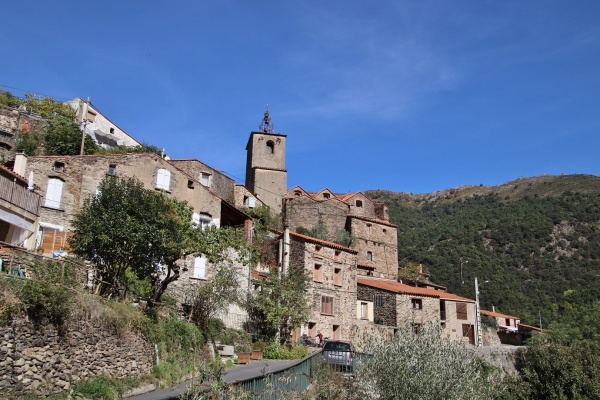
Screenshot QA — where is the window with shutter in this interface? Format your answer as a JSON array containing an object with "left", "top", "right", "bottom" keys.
[
  {"left": 456, "top": 303, "right": 468, "bottom": 320},
  {"left": 156, "top": 168, "right": 171, "bottom": 191},
  {"left": 200, "top": 173, "right": 211, "bottom": 187},
  {"left": 192, "top": 257, "right": 206, "bottom": 279},
  {"left": 44, "top": 178, "right": 64, "bottom": 209},
  {"left": 321, "top": 295, "right": 334, "bottom": 315}
]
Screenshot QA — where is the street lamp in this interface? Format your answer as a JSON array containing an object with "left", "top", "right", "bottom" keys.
[{"left": 474, "top": 277, "right": 489, "bottom": 347}]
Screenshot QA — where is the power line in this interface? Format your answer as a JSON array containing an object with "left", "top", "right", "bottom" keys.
[{"left": 0, "top": 82, "right": 73, "bottom": 102}]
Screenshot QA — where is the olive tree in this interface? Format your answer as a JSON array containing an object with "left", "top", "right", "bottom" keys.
[{"left": 355, "top": 323, "right": 505, "bottom": 400}]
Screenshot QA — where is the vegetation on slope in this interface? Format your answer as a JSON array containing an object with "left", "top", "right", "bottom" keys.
[{"left": 367, "top": 174, "right": 600, "bottom": 326}]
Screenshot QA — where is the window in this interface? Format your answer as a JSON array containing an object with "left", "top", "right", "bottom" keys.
[
  {"left": 505, "top": 318, "right": 511, "bottom": 327},
  {"left": 266, "top": 140, "right": 274, "bottom": 154},
  {"left": 440, "top": 300, "right": 446, "bottom": 320},
  {"left": 374, "top": 294, "right": 384, "bottom": 308},
  {"left": 53, "top": 162, "right": 64, "bottom": 172},
  {"left": 412, "top": 323, "right": 421, "bottom": 334},
  {"left": 308, "top": 322, "right": 317, "bottom": 337},
  {"left": 321, "top": 295, "right": 334, "bottom": 315},
  {"left": 356, "top": 200, "right": 363, "bottom": 208},
  {"left": 192, "top": 256, "right": 206, "bottom": 279},
  {"left": 44, "top": 178, "right": 64, "bottom": 209},
  {"left": 360, "top": 302, "right": 368, "bottom": 319},
  {"left": 334, "top": 249, "right": 341, "bottom": 261},
  {"left": 109, "top": 127, "right": 115, "bottom": 134},
  {"left": 323, "top": 193, "right": 330, "bottom": 199},
  {"left": 199, "top": 213, "right": 212, "bottom": 230},
  {"left": 156, "top": 168, "right": 171, "bottom": 191},
  {"left": 107, "top": 164, "right": 117, "bottom": 176},
  {"left": 187, "top": 180, "right": 194, "bottom": 189},
  {"left": 315, "top": 245, "right": 322, "bottom": 255},
  {"left": 412, "top": 298, "right": 423, "bottom": 310},
  {"left": 366, "top": 251, "right": 373, "bottom": 261},
  {"left": 294, "top": 190, "right": 301, "bottom": 197},
  {"left": 332, "top": 324, "right": 340, "bottom": 340},
  {"left": 314, "top": 264, "right": 322, "bottom": 282},
  {"left": 243, "top": 195, "right": 249, "bottom": 206},
  {"left": 333, "top": 268, "right": 342, "bottom": 286},
  {"left": 200, "top": 173, "right": 211, "bottom": 187},
  {"left": 86, "top": 110, "right": 96, "bottom": 122},
  {"left": 462, "top": 324, "right": 473, "bottom": 338},
  {"left": 456, "top": 303, "right": 468, "bottom": 320}
]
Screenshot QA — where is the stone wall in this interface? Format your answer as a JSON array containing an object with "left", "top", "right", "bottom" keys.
[
  {"left": 284, "top": 196, "right": 349, "bottom": 243},
  {"left": 349, "top": 216, "right": 398, "bottom": 279},
  {"left": 169, "top": 159, "right": 235, "bottom": 202},
  {"left": 0, "top": 319, "right": 154, "bottom": 398},
  {"left": 357, "top": 284, "right": 396, "bottom": 327}
]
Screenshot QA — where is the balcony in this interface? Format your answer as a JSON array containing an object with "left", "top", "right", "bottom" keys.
[{"left": 0, "top": 174, "right": 42, "bottom": 217}]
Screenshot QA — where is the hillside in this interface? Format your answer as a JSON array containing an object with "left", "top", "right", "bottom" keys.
[{"left": 366, "top": 174, "right": 600, "bottom": 325}]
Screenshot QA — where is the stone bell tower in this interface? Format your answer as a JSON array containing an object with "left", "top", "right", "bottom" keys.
[{"left": 245, "top": 109, "right": 287, "bottom": 214}]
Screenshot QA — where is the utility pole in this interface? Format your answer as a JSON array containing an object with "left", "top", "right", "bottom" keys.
[
  {"left": 474, "top": 277, "right": 483, "bottom": 347},
  {"left": 460, "top": 259, "right": 468, "bottom": 285}
]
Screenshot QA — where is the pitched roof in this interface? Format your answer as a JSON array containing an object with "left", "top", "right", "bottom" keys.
[
  {"left": 358, "top": 278, "right": 474, "bottom": 302},
  {"left": 288, "top": 231, "right": 358, "bottom": 254},
  {"left": 481, "top": 310, "right": 520, "bottom": 320},
  {"left": 348, "top": 215, "right": 398, "bottom": 228}
]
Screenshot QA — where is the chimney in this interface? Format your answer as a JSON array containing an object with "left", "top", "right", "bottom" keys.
[{"left": 14, "top": 152, "right": 27, "bottom": 177}]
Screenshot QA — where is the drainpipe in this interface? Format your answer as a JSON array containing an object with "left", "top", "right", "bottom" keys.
[{"left": 283, "top": 225, "right": 290, "bottom": 276}]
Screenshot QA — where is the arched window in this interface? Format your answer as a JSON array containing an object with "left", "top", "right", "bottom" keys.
[
  {"left": 266, "top": 140, "right": 275, "bottom": 154},
  {"left": 294, "top": 190, "right": 302, "bottom": 197}
]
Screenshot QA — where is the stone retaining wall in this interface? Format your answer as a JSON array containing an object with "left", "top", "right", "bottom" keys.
[{"left": 0, "top": 319, "right": 154, "bottom": 398}]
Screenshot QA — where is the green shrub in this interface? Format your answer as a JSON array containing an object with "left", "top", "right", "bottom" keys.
[
  {"left": 263, "top": 341, "right": 308, "bottom": 360},
  {"left": 72, "top": 374, "right": 123, "bottom": 400}
]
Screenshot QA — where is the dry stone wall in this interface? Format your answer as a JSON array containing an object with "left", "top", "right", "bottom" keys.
[{"left": 0, "top": 319, "right": 154, "bottom": 398}]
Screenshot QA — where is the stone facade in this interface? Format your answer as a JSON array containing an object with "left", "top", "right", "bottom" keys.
[
  {"left": 348, "top": 216, "right": 399, "bottom": 279},
  {"left": 169, "top": 158, "right": 235, "bottom": 202},
  {"left": 287, "top": 232, "right": 357, "bottom": 341},
  {"left": 25, "top": 153, "right": 224, "bottom": 251},
  {"left": 245, "top": 131, "right": 287, "bottom": 214},
  {"left": 0, "top": 319, "right": 154, "bottom": 398},
  {"left": 233, "top": 184, "right": 266, "bottom": 211},
  {"left": 357, "top": 284, "right": 396, "bottom": 327}
]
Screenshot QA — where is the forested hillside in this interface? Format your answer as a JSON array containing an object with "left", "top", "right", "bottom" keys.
[{"left": 367, "top": 174, "right": 600, "bottom": 326}]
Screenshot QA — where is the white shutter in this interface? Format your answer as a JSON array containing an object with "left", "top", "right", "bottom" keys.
[
  {"left": 248, "top": 197, "right": 256, "bottom": 208},
  {"left": 209, "top": 218, "right": 220, "bottom": 228},
  {"left": 44, "top": 178, "right": 63, "bottom": 208},
  {"left": 156, "top": 169, "right": 171, "bottom": 190},
  {"left": 192, "top": 212, "right": 200, "bottom": 226},
  {"left": 193, "top": 257, "right": 206, "bottom": 279}
]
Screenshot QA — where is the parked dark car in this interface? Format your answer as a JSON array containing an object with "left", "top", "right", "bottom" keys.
[{"left": 321, "top": 340, "right": 354, "bottom": 372}]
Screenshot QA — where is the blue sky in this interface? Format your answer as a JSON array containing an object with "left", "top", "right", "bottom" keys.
[{"left": 1, "top": 1, "right": 599, "bottom": 194}]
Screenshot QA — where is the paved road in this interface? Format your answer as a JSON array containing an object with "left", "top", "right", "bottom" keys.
[{"left": 126, "top": 360, "right": 300, "bottom": 400}]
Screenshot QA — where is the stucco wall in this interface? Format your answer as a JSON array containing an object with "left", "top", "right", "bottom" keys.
[{"left": 169, "top": 159, "right": 235, "bottom": 202}]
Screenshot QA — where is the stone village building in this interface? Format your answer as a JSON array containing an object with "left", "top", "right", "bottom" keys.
[
  {"left": 244, "top": 111, "right": 477, "bottom": 344},
  {"left": 3, "top": 103, "right": 477, "bottom": 342},
  {"left": 21, "top": 152, "right": 253, "bottom": 329}
]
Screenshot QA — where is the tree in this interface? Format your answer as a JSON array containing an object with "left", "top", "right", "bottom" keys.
[
  {"left": 248, "top": 266, "right": 310, "bottom": 341},
  {"left": 45, "top": 115, "right": 98, "bottom": 155},
  {"left": 69, "top": 176, "right": 201, "bottom": 305},
  {"left": 357, "top": 323, "right": 504, "bottom": 400}
]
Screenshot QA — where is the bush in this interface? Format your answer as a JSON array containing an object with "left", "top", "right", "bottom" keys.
[
  {"left": 72, "top": 374, "right": 123, "bottom": 400},
  {"left": 357, "top": 323, "right": 504, "bottom": 400},
  {"left": 263, "top": 341, "right": 308, "bottom": 360}
]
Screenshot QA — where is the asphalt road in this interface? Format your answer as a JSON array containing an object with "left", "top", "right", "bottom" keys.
[{"left": 126, "top": 360, "right": 300, "bottom": 400}]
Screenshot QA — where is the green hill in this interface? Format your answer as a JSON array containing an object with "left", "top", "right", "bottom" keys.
[{"left": 366, "top": 174, "right": 600, "bottom": 326}]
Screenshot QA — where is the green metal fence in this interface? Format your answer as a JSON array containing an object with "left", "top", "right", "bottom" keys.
[{"left": 227, "top": 351, "right": 322, "bottom": 399}]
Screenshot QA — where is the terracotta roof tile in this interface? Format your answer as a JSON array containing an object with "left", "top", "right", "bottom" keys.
[
  {"left": 357, "top": 263, "right": 376, "bottom": 270},
  {"left": 288, "top": 232, "right": 358, "bottom": 254},
  {"left": 481, "top": 310, "right": 520, "bottom": 320},
  {"left": 357, "top": 278, "right": 474, "bottom": 301}
]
